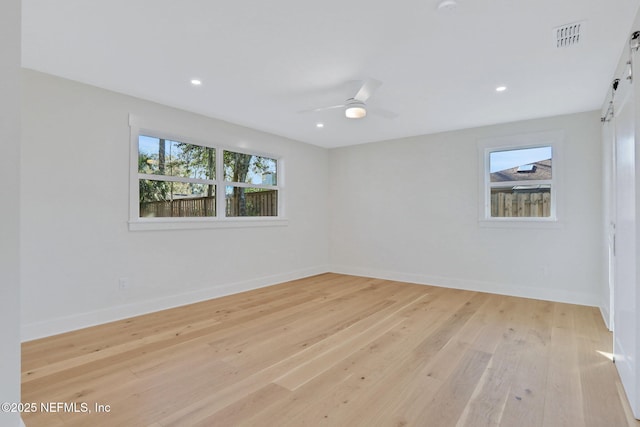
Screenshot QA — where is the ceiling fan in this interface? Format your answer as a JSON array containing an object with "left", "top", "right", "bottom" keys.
[{"left": 302, "top": 78, "right": 397, "bottom": 119}]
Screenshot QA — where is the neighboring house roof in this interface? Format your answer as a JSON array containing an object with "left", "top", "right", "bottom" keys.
[{"left": 490, "top": 159, "right": 552, "bottom": 182}]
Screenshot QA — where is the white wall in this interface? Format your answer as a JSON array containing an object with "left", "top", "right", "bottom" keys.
[
  {"left": 20, "top": 70, "right": 330, "bottom": 340},
  {"left": 329, "top": 111, "right": 603, "bottom": 306},
  {"left": 0, "top": 0, "right": 22, "bottom": 425},
  {"left": 20, "top": 69, "right": 607, "bottom": 342}
]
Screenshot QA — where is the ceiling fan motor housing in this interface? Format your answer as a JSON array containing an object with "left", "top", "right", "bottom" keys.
[{"left": 345, "top": 99, "right": 367, "bottom": 119}]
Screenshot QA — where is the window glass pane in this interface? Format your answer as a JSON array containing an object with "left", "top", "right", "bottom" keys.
[
  {"left": 138, "top": 135, "right": 215, "bottom": 180},
  {"left": 224, "top": 150, "right": 277, "bottom": 185},
  {"left": 225, "top": 186, "right": 277, "bottom": 217},
  {"left": 490, "top": 186, "right": 551, "bottom": 217},
  {"left": 139, "top": 179, "right": 215, "bottom": 217},
  {"left": 490, "top": 146, "right": 552, "bottom": 182}
]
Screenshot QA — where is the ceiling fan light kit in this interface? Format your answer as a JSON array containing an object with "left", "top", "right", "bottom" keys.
[{"left": 345, "top": 101, "right": 367, "bottom": 119}]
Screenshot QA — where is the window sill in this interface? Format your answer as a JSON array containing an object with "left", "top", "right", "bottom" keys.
[
  {"left": 479, "top": 218, "right": 563, "bottom": 229},
  {"left": 129, "top": 217, "right": 289, "bottom": 231}
]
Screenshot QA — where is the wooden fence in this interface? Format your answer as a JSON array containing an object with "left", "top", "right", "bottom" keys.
[
  {"left": 226, "top": 190, "right": 278, "bottom": 217},
  {"left": 140, "top": 190, "right": 277, "bottom": 218},
  {"left": 140, "top": 196, "right": 215, "bottom": 218},
  {"left": 491, "top": 191, "right": 551, "bottom": 217}
]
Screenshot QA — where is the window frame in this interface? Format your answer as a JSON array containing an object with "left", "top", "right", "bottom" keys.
[
  {"left": 477, "top": 130, "right": 564, "bottom": 228},
  {"left": 128, "top": 115, "right": 287, "bottom": 231}
]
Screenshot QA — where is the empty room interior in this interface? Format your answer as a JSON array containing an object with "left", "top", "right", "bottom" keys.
[{"left": 5, "top": 0, "right": 640, "bottom": 426}]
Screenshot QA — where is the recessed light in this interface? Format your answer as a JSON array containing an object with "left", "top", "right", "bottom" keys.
[
  {"left": 190, "top": 79, "right": 202, "bottom": 86},
  {"left": 496, "top": 86, "right": 507, "bottom": 92},
  {"left": 316, "top": 123, "right": 324, "bottom": 128}
]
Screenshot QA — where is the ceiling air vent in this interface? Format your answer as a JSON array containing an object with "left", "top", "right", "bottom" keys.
[{"left": 554, "top": 21, "right": 585, "bottom": 48}]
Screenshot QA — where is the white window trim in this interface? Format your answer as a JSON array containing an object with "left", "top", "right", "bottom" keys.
[
  {"left": 128, "top": 114, "right": 287, "bottom": 231},
  {"left": 477, "top": 130, "right": 564, "bottom": 228}
]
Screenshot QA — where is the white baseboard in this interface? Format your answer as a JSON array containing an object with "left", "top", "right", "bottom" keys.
[
  {"left": 600, "top": 304, "right": 612, "bottom": 331},
  {"left": 22, "top": 265, "right": 601, "bottom": 342},
  {"left": 21, "top": 265, "right": 330, "bottom": 342},
  {"left": 330, "top": 265, "right": 600, "bottom": 307}
]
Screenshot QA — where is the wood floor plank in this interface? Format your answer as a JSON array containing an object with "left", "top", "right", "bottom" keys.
[
  {"left": 457, "top": 296, "right": 536, "bottom": 426},
  {"left": 542, "top": 326, "right": 585, "bottom": 427},
  {"left": 498, "top": 299, "right": 552, "bottom": 427},
  {"left": 21, "top": 274, "right": 640, "bottom": 426},
  {"left": 249, "top": 294, "right": 449, "bottom": 426},
  {"left": 190, "top": 383, "right": 291, "bottom": 427},
  {"left": 273, "top": 294, "right": 427, "bottom": 391},
  {"left": 416, "top": 348, "right": 493, "bottom": 426}
]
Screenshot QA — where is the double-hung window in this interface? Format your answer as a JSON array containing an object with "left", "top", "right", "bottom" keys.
[
  {"left": 224, "top": 150, "right": 278, "bottom": 217},
  {"left": 129, "top": 116, "right": 284, "bottom": 230},
  {"left": 138, "top": 135, "right": 217, "bottom": 218},
  {"left": 478, "top": 131, "right": 562, "bottom": 225}
]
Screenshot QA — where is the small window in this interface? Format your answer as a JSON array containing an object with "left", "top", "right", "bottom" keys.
[
  {"left": 489, "top": 146, "right": 552, "bottom": 218},
  {"left": 479, "top": 131, "right": 562, "bottom": 225}
]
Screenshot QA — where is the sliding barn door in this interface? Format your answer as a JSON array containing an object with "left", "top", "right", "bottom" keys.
[
  {"left": 613, "top": 73, "right": 640, "bottom": 418},
  {"left": 603, "top": 107, "right": 616, "bottom": 331}
]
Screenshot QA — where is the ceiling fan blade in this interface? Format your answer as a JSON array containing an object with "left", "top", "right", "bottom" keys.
[
  {"left": 298, "top": 104, "right": 347, "bottom": 113},
  {"left": 369, "top": 106, "right": 398, "bottom": 119},
  {"left": 353, "top": 78, "right": 382, "bottom": 102}
]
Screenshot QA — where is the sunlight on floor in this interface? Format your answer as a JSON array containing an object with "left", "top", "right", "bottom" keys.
[{"left": 597, "top": 350, "right": 615, "bottom": 361}]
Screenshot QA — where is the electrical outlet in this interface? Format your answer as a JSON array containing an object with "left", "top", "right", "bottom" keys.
[{"left": 118, "top": 277, "right": 130, "bottom": 291}]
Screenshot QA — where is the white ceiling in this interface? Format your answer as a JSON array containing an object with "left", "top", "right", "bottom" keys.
[{"left": 21, "top": 0, "right": 640, "bottom": 148}]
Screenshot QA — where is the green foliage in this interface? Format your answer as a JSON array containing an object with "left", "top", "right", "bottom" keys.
[
  {"left": 138, "top": 153, "right": 169, "bottom": 202},
  {"left": 139, "top": 138, "right": 277, "bottom": 217},
  {"left": 175, "top": 142, "right": 215, "bottom": 180}
]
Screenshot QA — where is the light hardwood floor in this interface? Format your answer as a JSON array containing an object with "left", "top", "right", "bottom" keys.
[{"left": 22, "top": 273, "right": 639, "bottom": 426}]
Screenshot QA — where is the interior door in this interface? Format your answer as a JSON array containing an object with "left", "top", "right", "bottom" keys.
[
  {"left": 603, "top": 114, "right": 616, "bottom": 331},
  {"left": 613, "top": 74, "right": 639, "bottom": 418}
]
